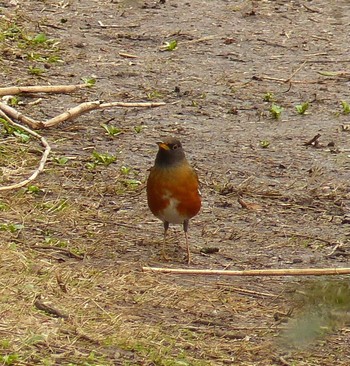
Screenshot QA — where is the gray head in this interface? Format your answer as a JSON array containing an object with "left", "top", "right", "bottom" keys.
[{"left": 154, "top": 137, "right": 187, "bottom": 167}]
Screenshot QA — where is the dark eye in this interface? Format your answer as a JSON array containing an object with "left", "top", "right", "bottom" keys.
[{"left": 172, "top": 144, "right": 179, "bottom": 150}]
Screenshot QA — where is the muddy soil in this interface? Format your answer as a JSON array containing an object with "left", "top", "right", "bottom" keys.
[{"left": 1, "top": 1, "right": 350, "bottom": 365}]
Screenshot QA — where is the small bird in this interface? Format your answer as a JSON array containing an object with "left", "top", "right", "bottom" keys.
[{"left": 147, "top": 137, "right": 201, "bottom": 264}]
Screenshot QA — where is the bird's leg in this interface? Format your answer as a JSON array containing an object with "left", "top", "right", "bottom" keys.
[
  {"left": 162, "top": 221, "right": 169, "bottom": 261},
  {"left": 183, "top": 219, "right": 191, "bottom": 264}
]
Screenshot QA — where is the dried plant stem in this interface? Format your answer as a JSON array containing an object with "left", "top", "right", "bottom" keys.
[
  {"left": 285, "top": 60, "right": 307, "bottom": 82},
  {"left": 44, "top": 101, "right": 102, "bottom": 128},
  {"left": 0, "top": 84, "right": 88, "bottom": 96},
  {"left": 142, "top": 266, "right": 350, "bottom": 276},
  {"left": 0, "top": 110, "right": 51, "bottom": 191},
  {"left": 0, "top": 102, "right": 42, "bottom": 129}
]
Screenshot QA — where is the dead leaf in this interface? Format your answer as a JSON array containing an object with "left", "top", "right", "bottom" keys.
[{"left": 238, "top": 197, "right": 263, "bottom": 211}]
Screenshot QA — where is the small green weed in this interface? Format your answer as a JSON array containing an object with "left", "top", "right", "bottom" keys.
[
  {"left": 0, "top": 119, "right": 30, "bottom": 142},
  {"left": 101, "top": 123, "right": 122, "bottom": 137},
  {"left": 162, "top": 40, "right": 178, "bottom": 51},
  {"left": 260, "top": 140, "right": 270, "bottom": 148},
  {"left": 86, "top": 151, "right": 117, "bottom": 169},
  {"left": 44, "top": 236, "right": 68, "bottom": 248},
  {"left": 120, "top": 166, "right": 131, "bottom": 175},
  {"left": 295, "top": 102, "right": 309, "bottom": 115},
  {"left": 134, "top": 125, "right": 143, "bottom": 133},
  {"left": 123, "top": 179, "right": 141, "bottom": 189},
  {"left": 0, "top": 223, "right": 24, "bottom": 233},
  {"left": 8, "top": 96, "right": 19, "bottom": 106},
  {"left": 28, "top": 66, "right": 46, "bottom": 75},
  {"left": 341, "top": 101, "right": 350, "bottom": 115},
  {"left": 13, "top": 130, "right": 30, "bottom": 143},
  {"left": 53, "top": 156, "right": 69, "bottom": 165},
  {"left": 0, "top": 339, "right": 11, "bottom": 348},
  {"left": 0, "top": 353, "right": 19, "bottom": 365},
  {"left": 270, "top": 103, "right": 283, "bottom": 119},
  {"left": 0, "top": 202, "right": 9, "bottom": 211},
  {"left": 26, "top": 185, "right": 42, "bottom": 194},
  {"left": 82, "top": 77, "right": 96, "bottom": 87},
  {"left": 31, "top": 33, "right": 47, "bottom": 44},
  {"left": 27, "top": 53, "right": 62, "bottom": 63}
]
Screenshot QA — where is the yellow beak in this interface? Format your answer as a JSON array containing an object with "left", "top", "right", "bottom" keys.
[{"left": 157, "top": 142, "right": 170, "bottom": 150}]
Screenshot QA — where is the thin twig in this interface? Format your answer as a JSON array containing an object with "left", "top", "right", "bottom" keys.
[
  {"left": 257, "top": 38, "right": 287, "bottom": 48},
  {"left": 30, "top": 245, "right": 83, "bottom": 260},
  {"left": 255, "top": 75, "right": 325, "bottom": 84},
  {"left": 99, "top": 101, "right": 166, "bottom": 108},
  {"left": 278, "top": 231, "right": 334, "bottom": 246},
  {"left": 181, "top": 36, "right": 217, "bottom": 44},
  {"left": 142, "top": 266, "right": 350, "bottom": 276},
  {"left": 279, "top": 356, "right": 292, "bottom": 366},
  {"left": 302, "top": 3, "right": 322, "bottom": 13},
  {"left": 0, "top": 111, "right": 51, "bottom": 191},
  {"left": 97, "top": 20, "right": 140, "bottom": 28},
  {"left": 216, "top": 283, "right": 276, "bottom": 298},
  {"left": 119, "top": 52, "right": 139, "bottom": 59},
  {"left": 285, "top": 61, "right": 307, "bottom": 82},
  {"left": 326, "top": 243, "right": 342, "bottom": 257}
]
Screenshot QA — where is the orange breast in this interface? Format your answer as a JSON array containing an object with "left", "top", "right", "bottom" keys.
[{"left": 146, "top": 164, "right": 201, "bottom": 223}]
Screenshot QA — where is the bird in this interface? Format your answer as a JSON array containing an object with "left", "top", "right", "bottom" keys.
[{"left": 146, "top": 137, "right": 201, "bottom": 264}]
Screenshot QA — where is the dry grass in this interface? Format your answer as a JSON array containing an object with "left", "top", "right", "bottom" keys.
[{"left": 0, "top": 237, "right": 282, "bottom": 365}]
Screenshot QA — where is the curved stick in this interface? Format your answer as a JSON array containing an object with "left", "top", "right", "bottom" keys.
[{"left": 0, "top": 111, "right": 51, "bottom": 191}]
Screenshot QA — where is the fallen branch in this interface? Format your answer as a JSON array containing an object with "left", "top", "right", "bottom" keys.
[
  {"left": 44, "top": 100, "right": 102, "bottom": 128},
  {"left": 0, "top": 110, "right": 51, "bottom": 191},
  {"left": 0, "top": 102, "right": 43, "bottom": 129},
  {"left": 0, "top": 100, "right": 166, "bottom": 129},
  {"left": 142, "top": 266, "right": 350, "bottom": 276},
  {"left": 0, "top": 84, "right": 88, "bottom": 97}
]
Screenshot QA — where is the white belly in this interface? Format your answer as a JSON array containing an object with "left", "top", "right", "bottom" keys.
[{"left": 157, "top": 196, "right": 187, "bottom": 224}]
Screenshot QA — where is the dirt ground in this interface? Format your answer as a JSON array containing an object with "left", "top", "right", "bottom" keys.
[{"left": 1, "top": 0, "right": 350, "bottom": 365}]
